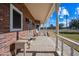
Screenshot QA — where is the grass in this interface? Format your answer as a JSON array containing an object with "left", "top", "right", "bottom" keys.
[
  {"left": 60, "top": 33, "right": 79, "bottom": 42},
  {"left": 48, "top": 29, "right": 79, "bottom": 51},
  {"left": 48, "top": 29, "right": 79, "bottom": 42},
  {"left": 60, "top": 33, "right": 79, "bottom": 51}
]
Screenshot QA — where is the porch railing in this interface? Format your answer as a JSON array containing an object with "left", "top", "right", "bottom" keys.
[{"left": 55, "top": 34, "right": 79, "bottom": 56}]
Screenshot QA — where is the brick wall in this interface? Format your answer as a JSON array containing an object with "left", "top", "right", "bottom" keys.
[
  {"left": 0, "top": 3, "right": 36, "bottom": 56},
  {"left": 0, "top": 32, "right": 16, "bottom": 56},
  {"left": 0, "top": 4, "right": 10, "bottom": 33}
]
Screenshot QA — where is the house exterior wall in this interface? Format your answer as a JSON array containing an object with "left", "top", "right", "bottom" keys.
[{"left": 0, "top": 3, "right": 36, "bottom": 56}]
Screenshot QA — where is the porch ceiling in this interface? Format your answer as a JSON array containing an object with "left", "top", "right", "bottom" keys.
[{"left": 25, "top": 3, "right": 55, "bottom": 24}]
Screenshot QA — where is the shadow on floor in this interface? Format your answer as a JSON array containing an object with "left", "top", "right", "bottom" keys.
[
  {"left": 19, "top": 51, "right": 59, "bottom": 56},
  {"left": 10, "top": 43, "right": 58, "bottom": 56},
  {"left": 10, "top": 43, "right": 15, "bottom": 56},
  {"left": 10, "top": 43, "right": 20, "bottom": 56}
]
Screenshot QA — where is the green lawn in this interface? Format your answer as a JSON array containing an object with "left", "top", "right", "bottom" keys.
[
  {"left": 48, "top": 30, "right": 79, "bottom": 51},
  {"left": 60, "top": 33, "right": 79, "bottom": 51},
  {"left": 60, "top": 33, "right": 79, "bottom": 42}
]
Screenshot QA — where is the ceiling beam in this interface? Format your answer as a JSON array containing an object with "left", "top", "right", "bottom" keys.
[{"left": 42, "top": 3, "right": 55, "bottom": 24}]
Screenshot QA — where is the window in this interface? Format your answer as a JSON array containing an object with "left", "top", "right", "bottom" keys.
[{"left": 10, "top": 4, "right": 23, "bottom": 31}]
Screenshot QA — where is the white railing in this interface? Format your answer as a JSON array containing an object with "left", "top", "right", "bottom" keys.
[{"left": 55, "top": 34, "right": 79, "bottom": 56}]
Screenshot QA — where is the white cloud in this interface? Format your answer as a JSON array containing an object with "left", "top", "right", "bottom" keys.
[
  {"left": 71, "top": 17, "right": 74, "bottom": 19},
  {"left": 61, "top": 8, "right": 69, "bottom": 16},
  {"left": 58, "top": 7, "right": 70, "bottom": 27},
  {"left": 58, "top": 7, "right": 62, "bottom": 15},
  {"left": 76, "top": 7, "right": 79, "bottom": 14},
  {"left": 60, "top": 16, "right": 63, "bottom": 18},
  {"left": 59, "top": 7, "right": 62, "bottom": 11},
  {"left": 67, "top": 19, "right": 71, "bottom": 27},
  {"left": 74, "top": 17, "right": 77, "bottom": 19},
  {"left": 58, "top": 7, "right": 69, "bottom": 19},
  {"left": 75, "top": 12, "right": 77, "bottom": 14}
]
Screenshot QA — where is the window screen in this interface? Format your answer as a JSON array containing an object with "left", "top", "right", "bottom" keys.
[{"left": 13, "top": 9, "right": 21, "bottom": 28}]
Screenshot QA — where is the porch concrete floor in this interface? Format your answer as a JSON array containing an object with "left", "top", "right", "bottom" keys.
[
  {"left": 16, "top": 35, "right": 79, "bottom": 56},
  {"left": 16, "top": 36, "right": 57, "bottom": 56}
]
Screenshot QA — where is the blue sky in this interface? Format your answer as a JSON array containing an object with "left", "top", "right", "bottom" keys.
[{"left": 44, "top": 3, "right": 79, "bottom": 27}]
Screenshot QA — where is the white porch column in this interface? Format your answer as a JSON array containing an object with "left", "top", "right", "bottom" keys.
[
  {"left": 55, "top": 3, "right": 59, "bottom": 52},
  {"left": 46, "top": 20, "right": 48, "bottom": 36},
  {"left": 38, "top": 24, "right": 40, "bottom": 30},
  {"left": 42, "top": 24, "right": 44, "bottom": 28},
  {"left": 45, "top": 20, "right": 47, "bottom": 36},
  {"left": 56, "top": 4, "right": 59, "bottom": 35}
]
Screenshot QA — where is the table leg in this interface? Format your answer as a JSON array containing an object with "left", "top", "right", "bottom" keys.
[
  {"left": 15, "top": 48, "right": 17, "bottom": 55},
  {"left": 24, "top": 43, "right": 26, "bottom": 56}
]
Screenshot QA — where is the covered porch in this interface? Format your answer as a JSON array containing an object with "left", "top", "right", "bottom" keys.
[
  {"left": 9, "top": 3, "right": 79, "bottom": 56},
  {"left": 0, "top": 3, "right": 79, "bottom": 56}
]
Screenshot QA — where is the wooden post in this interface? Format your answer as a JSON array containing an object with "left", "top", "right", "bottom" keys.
[
  {"left": 55, "top": 3, "right": 59, "bottom": 51},
  {"left": 61, "top": 40, "right": 64, "bottom": 56},
  {"left": 17, "top": 31, "right": 19, "bottom": 40},
  {"left": 46, "top": 20, "right": 48, "bottom": 36},
  {"left": 70, "top": 46, "right": 74, "bottom": 56},
  {"left": 24, "top": 42, "right": 26, "bottom": 56},
  {"left": 55, "top": 3, "right": 59, "bottom": 35},
  {"left": 44, "top": 21, "right": 47, "bottom": 36},
  {"left": 16, "top": 31, "right": 19, "bottom": 55}
]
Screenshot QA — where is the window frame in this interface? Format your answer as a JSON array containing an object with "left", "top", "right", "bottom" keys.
[{"left": 10, "top": 4, "right": 23, "bottom": 32}]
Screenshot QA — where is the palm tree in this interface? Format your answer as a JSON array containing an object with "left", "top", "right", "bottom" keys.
[
  {"left": 69, "top": 19, "right": 79, "bottom": 29},
  {"left": 61, "top": 8, "right": 69, "bottom": 29},
  {"left": 59, "top": 23, "right": 64, "bottom": 29},
  {"left": 65, "top": 15, "right": 68, "bottom": 28}
]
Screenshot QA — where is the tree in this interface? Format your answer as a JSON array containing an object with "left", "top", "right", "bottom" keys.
[
  {"left": 50, "top": 24, "right": 54, "bottom": 29},
  {"left": 59, "top": 23, "right": 64, "bottom": 29},
  {"left": 69, "top": 19, "right": 79, "bottom": 29}
]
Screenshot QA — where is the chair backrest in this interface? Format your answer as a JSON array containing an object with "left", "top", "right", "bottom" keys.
[{"left": 28, "top": 30, "right": 34, "bottom": 38}]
